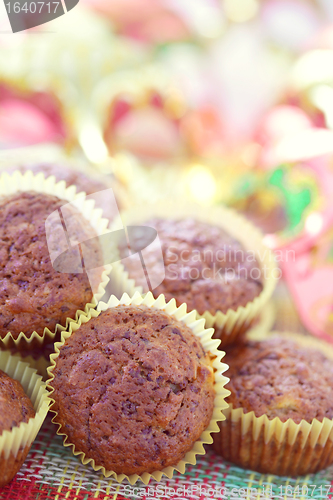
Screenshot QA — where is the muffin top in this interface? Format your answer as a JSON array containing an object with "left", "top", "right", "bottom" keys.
[
  {"left": 225, "top": 337, "right": 333, "bottom": 424},
  {"left": 120, "top": 217, "right": 263, "bottom": 315},
  {"left": 51, "top": 305, "right": 215, "bottom": 475},
  {"left": 3, "top": 163, "right": 119, "bottom": 222},
  {"left": 0, "top": 370, "right": 35, "bottom": 433},
  {"left": 0, "top": 191, "right": 101, "bottom": 339}
]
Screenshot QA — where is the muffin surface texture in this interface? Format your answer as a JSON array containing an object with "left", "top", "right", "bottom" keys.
[
  {"left": 120, "top": 217, "right": 263, "bottom": 315},
  {"left": 225, "top": 337, "right": 333, "bottom": 423},
  {"left": 51, "top": 304, "right": 215, "bottom": 475},
  {"left": 0, "top": 191, "right": 99, "bottom": 338},
  {"left": 0, "top": 369, "right": 35, "bottom": 432}
]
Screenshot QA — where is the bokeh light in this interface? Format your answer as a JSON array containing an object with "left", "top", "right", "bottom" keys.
[
  {"left": 188, "top": 165, "right": 217, "bottom": 204},
  {"left": 223, "top": 0, "right": 259, "bottom": 23}
]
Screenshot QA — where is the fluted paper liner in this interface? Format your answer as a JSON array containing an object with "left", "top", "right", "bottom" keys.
[
  {"left": 0, "top": 170, "right": 111, "bottom": 350},
  {"left": 0, "top": 144, "right": 132, "bottom": 221},
  {"left": 22, "top": 354, "right": 50, "bottom": 382},
  {"left": 47, "top": 291, "right": 230, "bottom": 485},
  {"left": 0, "top": 350, "right": 50, "bottom": 486},
  {"left": 10, "top": 352, "right": 52, "bottom": 381},
  {"left": 245, "top": 301, "right": 275, "bottom": 339},
  {"left": 213, "top": 331, "right": 333, "bottom": 476},
  {"left": 110, "top": 202, "right": 277, "bottom": 347}
]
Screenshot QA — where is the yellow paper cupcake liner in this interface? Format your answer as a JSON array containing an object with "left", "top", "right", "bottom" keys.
[
  {"left": 0, "top": 144, "right": 132, "bottom": 221},
  {"left": 109, "top": 201, "right": 278, "bottom": 347},
  {"left": 7, "top": 351, "right": 52, "bottom": 381},
  {"left": 213, "top": 331, "right": 333, "bottom": 476},
  {"left": 245, "top": 301, "right": 276, "bottom": 339},
  {"left": 47, "top": 291, "right": 230, "bottom": 485},
  {"left": 0, "top": 350, "right": 50, "bottom": 486},
  {"left": 0, "top": 169, "right": 112, "bottom": 350}
]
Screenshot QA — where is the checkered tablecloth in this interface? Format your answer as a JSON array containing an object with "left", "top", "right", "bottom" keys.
[{"left": 0, "top": 282, "right": 331, "bottom": 500}]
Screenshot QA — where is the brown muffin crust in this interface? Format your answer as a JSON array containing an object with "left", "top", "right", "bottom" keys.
[
  {"left": 0, "top": 444, "right": 31, "bottom": 488},
  {"left": 0, "top": 369, "right": 35, "bottom": 433},
  {"left": 51, "top": 305, "right": 215, "bottom": 475},
  {"left": 3, "top": 163, "right": 120, "bottom": 222},
  {"left": 0, "top": 191, "right": 100, "bottom": 339},
  {"left": 121, "top": 217, "right": 263, "bottom": 315},
  {"left": 225, "top": 337, "right": 333, "bottom": 424}
]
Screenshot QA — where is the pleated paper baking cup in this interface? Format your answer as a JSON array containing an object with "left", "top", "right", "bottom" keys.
[
  {"left": 213, "top": 331, "right": 333, "bottom": 476},
  {"left": 0, "top": 170, "right": 111, "bottom": 351},
  {"left": 0, "top": 144, "right": 131, "bottom": 224},
  {"left": 20, "top": 354, "right": 50, "bottom": 382},
  {"left": 0, "top": 350, "right": 50, "bottom": 487},
  {"left": 8, "top": 350, "right": 52, "bottom": 381},
  {"left": 244, "top": 300, "right": 276, "bottom": 339},
  {"left": 47, "top": 291, "right": 230, "bottom": 485},
  {"left": 110, "top": 202, "right": 278, "bottom": 347}
]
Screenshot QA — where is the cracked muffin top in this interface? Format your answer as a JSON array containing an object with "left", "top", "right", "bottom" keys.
[
  {"left": 120, "top": 217, "right": 263, "bottom": 315},
  {"left": 50, "top": 304, "right": 215, "bottom": 475},
  {"left": 0, "top": 369, "right": 35, "bottom": 433},
  {"left": 0, "top": 191, "right": 101, "bottom": 340},
  {"left": 225, "top": 337, "right": 333, "bottom": 424}
]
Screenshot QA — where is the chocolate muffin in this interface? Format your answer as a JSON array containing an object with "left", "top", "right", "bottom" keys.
[
  {"left": 50, "top": 305, "right": 215, "bottom": 476},
  {"left": 224, "top": 337, "right": 333, "bottom": 423},
  {"left": 120, "top": 217, "right": 263, "bottom": 315},
  {"left": 3, "top": 163, "right": 119, "bottom": 222},
  {"left": 0, "top": 191, "right": 102, "bottom": 342},
  {"left": 0, "top": 369, "right": 35, "bottom": 487}
]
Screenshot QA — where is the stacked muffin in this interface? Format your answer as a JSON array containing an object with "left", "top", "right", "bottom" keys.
[
  {"left": 0, "top": 164, "right": 231, "bottom": 485},
  {"left": 48, "top": 296, "right": 229, "bottom": 481},
  {"left": 3, "top": 161, "right": 333, "bottom": 486},
  {"left": 48, "top": 194, "right": 276, "bottom": 482},
  {"left": 0, "top": 165, "right": 111, "bottom": 486},
  {"left": 1, "top": 161, "right": 124, "bottom": 223},
  {"left": 213, "top": 333, "right": 333, "bottom": 475},
  {"left": 113, "top": 202, "right": 277, "bottom": 347},
  {"left": 47, "top": 194, "right": 272, "bottom": 482},
  {"left": 119, "top": 217, "right": 263, "bottom": 316},
  {"left": 0, "top": 351, "right": 49, "bottom": 487},
  {"left": 111, "top": 202, "right": 333, "bottom": 477},
  {"left": 0, "top": 369, "right": 35, "bottom": 487},
  {"left": 0, "top": 191, "right": 101, "bottom": 345}
]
